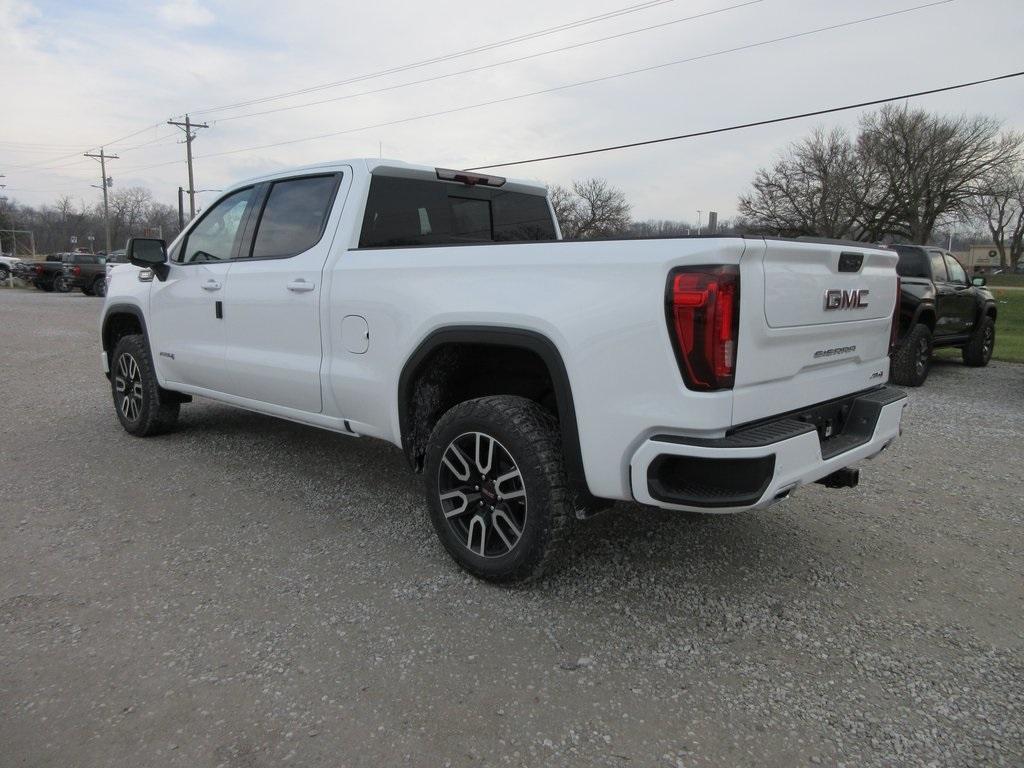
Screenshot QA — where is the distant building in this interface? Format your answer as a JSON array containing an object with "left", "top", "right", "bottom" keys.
[{"left": 961, "top": 244, "right": 1003, "bottom": 273}]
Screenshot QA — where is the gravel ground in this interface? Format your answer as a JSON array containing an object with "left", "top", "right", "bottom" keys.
[{"left": 1, "top": 289, "right": 1022, "bottom": 768}]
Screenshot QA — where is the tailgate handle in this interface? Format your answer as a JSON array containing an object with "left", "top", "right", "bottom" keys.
[{"left": 838, "top": 252, "right": 863, "bottom": 273}]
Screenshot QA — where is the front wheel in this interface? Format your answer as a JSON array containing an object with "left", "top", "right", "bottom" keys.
[
  {"left": 53, "top": 274, "right": 71, "bottom": 293},
  {"left": 423, "top": 396, "right": 573, "bottom": 584},
  {"left": 110, "top": 334, "right": 180, "bottom": 437},
  {"left": 891, "top": 323, "right": 932, "bottom": 387},
  {"left": 962, "top": 315, "right": 995, "bottom": 367}
]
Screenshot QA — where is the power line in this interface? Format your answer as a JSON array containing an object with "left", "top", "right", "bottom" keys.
[
  {"left": 465, "top": 71, "right": 1024, "bottom": 170},
  {"left": 122, "top": 0, "right": 953, "bottom": 169},
  {"left": 188, "top": 0, "right": 685, "bottom": 117},
  {"left": 215, "top": 1, "right": 763, "bottom": 125}
]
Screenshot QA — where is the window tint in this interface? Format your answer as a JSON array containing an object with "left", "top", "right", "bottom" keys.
[
  {"left": 928, "top": 251, "right": 948, "bottom": 282},
  {"left": 944, "top": 254, "right": 967, "bottom": 285},
  {"left": 250, "top": 175, "right": 339, "bottom": 259},
  {"left": 895, "top": 247, "right": 929, "bottom": 278},
  {"left": 359, "top": 176, "right": 556, "bottom": 248},
  {"left": 179, "top": 188, "right": 255, "bottom": 264}
]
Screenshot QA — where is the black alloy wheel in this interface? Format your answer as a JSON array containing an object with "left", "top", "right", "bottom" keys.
[
  {"left": 114, "top": 351, "right": 145, "bottom": 423},
  {"left": 437, "top": 431, "right": 528, "bottom": 558}
]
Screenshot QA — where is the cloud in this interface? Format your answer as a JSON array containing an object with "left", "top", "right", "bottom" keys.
[{"left": 156, "top": 0, "right": 214, "bottom": 29}]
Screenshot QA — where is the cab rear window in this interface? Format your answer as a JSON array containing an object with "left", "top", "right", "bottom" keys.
[{"left": 358, "top": 176, "right": 556, "bottom": 248}]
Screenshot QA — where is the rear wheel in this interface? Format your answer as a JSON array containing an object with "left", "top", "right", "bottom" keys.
[
  {"left": 53, "top": 274, "right": 71, "bottom": 293},
  {"left": 0, "top": 266, "right": 9, "bottom": 282},
  {"left": 92, "top": 276, "right": 107, "bottom": 297},
  {"left": 962, "top": 315, "right": 995, "bottom": 367},
  {"left": 423, "top": 396, "right": 572, "bottom": 584},
  {"left": 891, "top": 323, "right": 932, "bottom": 387},
  {"left": 111, "top": 334, "right": 180, "bottom": 437}
]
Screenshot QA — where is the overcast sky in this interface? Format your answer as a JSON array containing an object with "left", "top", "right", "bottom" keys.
[{"left": 3, "top": 0, "right": 1023, "bottom": 222}]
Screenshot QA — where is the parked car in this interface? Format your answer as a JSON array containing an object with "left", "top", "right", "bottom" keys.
[
  {"left": 27, "top": 254, "right": 71, "bottom": 291},
  {"left": 62, "top": 253, "right": 109, "bottom": 296},
  {"left": 0, "top": 254, "right": 23, "bottom": 282},
  {"left": 100, "top": 158, "right": 906, "bottom": 583},
  {"left": 11, "top": 259, "right": 34, "bottom": 281},
  {"left": 890, "top": 245, "right": 997, "bottom": 386}
]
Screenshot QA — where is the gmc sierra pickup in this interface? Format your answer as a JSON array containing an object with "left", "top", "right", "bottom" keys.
[{"left": 101, "top": 159, "right": 907, "bottom": 583}]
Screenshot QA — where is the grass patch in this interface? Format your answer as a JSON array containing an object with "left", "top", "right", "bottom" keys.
[
  {"left": 991, "top": 288, "right": 1024, "bottom": 363},
  {"left": 987, "top": 273, "right": 1024, "bottom": 288}
]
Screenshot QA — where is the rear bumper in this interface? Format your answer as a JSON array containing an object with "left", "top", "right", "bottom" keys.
[{"left": 629, "top": 386, "right": 907, "bottom": 513}]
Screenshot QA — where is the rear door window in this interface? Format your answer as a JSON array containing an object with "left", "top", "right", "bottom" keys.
[
  {"left": 944, "top": 254, "right": 967, "bottom": 285},
  {"left": 928, "top": 250, "right": 948, "bottom": 282},
  {"left": 359, "top": 176, "right": 556, "bottom": 248},
  {"left": 250, "top": 175, "right": 340, "bottom": 259}
]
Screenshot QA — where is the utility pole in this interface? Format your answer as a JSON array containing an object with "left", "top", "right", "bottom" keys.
[
  {"left": 177, "top": 186, "right": 185, "bottom": 231},
  {"left": 84, "top": 149, "right": 118, "bottom": 253},
  {"left": 167, "top": 114, "right": 209, "bottom": 220}
]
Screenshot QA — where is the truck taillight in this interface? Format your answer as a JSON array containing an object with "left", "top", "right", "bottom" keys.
[
  {"left": 35, "top": 265, "right": 44, "bottom": 275},
  {"left": 666, "top": 265, "right": 740, "bottom": 391},
  {"left": 72, "top": 265, "right": 82, "bottom": 276},
  {"left": 889, "top": 276, "right": 901, "bottom": 354}
]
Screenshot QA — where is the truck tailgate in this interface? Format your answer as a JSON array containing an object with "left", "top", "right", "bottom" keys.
[{"left": 732, "top": 239, "right": 898, "bottom": 425}]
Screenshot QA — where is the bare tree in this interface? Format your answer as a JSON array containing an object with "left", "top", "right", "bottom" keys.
[
  {"left": 970, "top": 158, "right": 1024, "bottom": 268},
  {"left": 550, "top": 178, "right": 631, "bottom": 240},
  {"left": 858, "top": 105, "right": 1020, "bottom": 243},
  {"left": 7, "top": 186, "right": 183, "bottom": 254},
  {"left": 739, "top": 106, "right": 1023, "bottom": 244},
  {"left": 738, "top": 127, "right": 869, "bottom": 239}
]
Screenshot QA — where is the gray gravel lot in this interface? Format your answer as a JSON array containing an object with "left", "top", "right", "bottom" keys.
[{"left": 1, "top": 289, "right": 1022, "bottom": 768}]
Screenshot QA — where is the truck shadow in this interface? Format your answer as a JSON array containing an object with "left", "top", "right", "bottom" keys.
[{"left": 169, "top": 401, "right": 838, "bottom": 611}]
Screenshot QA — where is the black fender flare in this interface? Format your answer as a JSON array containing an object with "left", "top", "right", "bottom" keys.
[
  {"left": 910, "top": 301, "right": 936, "bottom": 330},
  {"left": 397, "top": 325, "right": 589, "bottom": 498},
  {"left": 101, "top": 303, "right": 149, "bottom": 357}
]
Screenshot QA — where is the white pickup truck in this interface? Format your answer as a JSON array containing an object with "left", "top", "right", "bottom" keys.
[{"left": 101, "top": 158, "right": 906, "bottom": 583}]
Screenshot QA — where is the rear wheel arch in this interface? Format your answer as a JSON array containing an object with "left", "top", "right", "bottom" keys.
[
  {"left": 914, "top": 305, "right": 937, "bottom": 331},
  {"left": 397, "top": 326, "right": 588, "bottom": 499}
]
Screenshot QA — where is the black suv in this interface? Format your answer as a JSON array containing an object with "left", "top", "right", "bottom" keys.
[{"left": 891, "top": 245, "right": 997, "bottom": 386}]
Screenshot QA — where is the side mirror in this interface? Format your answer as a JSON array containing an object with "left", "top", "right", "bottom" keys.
[
  {"left": 126, "top": 237, "right": 169, "bottom": 281},
  {"left": 971, "top": 276, "right": 986, "bottom": 287}
]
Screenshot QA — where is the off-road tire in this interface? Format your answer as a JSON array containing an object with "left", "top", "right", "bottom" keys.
[
  {"left": 962, "top": 315, "right": 994, "bottom": 367},
  {"left": 110, "top": 334, "right": 180, "bottom": 437},
  {"left": 891, "top": 323, "right": 932, "bottom": 387},
  {"left": 423, "top": 395, "right": 573, "bottom": 584}
]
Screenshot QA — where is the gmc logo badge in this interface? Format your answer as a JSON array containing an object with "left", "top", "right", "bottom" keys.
[{"left": 823, "top": 288, "right": 869, "bottom": 310}]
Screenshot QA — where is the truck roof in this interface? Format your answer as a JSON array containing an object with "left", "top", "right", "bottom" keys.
[{"left": 235, "top": 158, "right": 548, "bottom": 197}]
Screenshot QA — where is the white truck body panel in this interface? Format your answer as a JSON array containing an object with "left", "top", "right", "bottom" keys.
[{"left": 103, "top": 158, "right": 905, "bottom": 509}]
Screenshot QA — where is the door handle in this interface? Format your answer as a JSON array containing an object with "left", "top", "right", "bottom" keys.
[
  {"left": 286, "top": 279, "right": 315, "bottom": 293},
  {"left": 201, "top": 279, "right": 222, "bottom": 291}
]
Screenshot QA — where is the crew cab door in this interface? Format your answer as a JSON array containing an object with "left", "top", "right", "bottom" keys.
[
  {"left": 942, "top": 252, "right": 975, "bottom": 333},
  {"left": 925, "top": 249, "right": 960, "bottom": 336},
  {"left": 149, "top": 186, "right": 257, "bottom": 392},
  {"left": 220, "top": 172, "right": 347, "bottom": 413}
]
